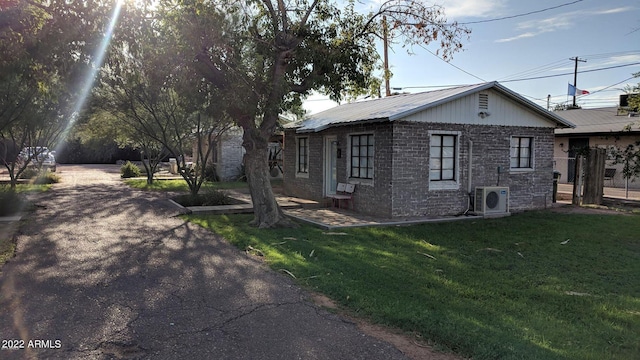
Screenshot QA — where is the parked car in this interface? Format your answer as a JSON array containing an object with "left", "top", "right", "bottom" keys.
[{"left": 18, "top": 147, "right": 56, "bottom": 172}]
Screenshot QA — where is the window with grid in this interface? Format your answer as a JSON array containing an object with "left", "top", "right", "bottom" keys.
[
  {"left": 297, "top": 137, "right": 308, "bottom": 173},
  {"left": 510, "top": 136, "right": 533, "bottom": 169},
  {"left": 430, "top": 134, "right": 457, "bottom": 181},
  {"left": 350, "top": 134, "right": 374, "bottom": 179}
]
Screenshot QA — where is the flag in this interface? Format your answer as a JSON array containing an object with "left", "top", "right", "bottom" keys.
[{"left": 568, "top": 83, "right": 590, "bottom": 96}]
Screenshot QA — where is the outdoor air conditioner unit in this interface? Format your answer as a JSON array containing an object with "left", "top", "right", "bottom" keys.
[{"left": 475, "top": 187, "right": 509, "bottom": 216}]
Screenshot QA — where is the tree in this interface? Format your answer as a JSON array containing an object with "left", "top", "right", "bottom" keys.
[
  {"left": 97, "top": 6, "right": 233, "bottom": 192},
  {"left": 610, "top": 141, "right": 640, "bottom": 198},
  {"left": 624, "top": 72, "right": 640, "bottom": 111},
  {"left": 0, "top": 75, "right": 67, "bottom": 187},
  {"left": 163, "top": 0, "right": 470, "bottom": 227},
  {"left": 0, "top": 0, "right": 123, "bottom": 184}
]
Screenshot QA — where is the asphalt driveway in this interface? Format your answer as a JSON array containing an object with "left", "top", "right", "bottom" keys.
[{"left": 0, "top": 165, "right": 407, "bottom": 359}]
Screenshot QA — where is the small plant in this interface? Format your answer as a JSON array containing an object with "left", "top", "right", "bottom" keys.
[
  {"left": 32, "top": 171, "right": 61, "bottom": 185},
  {"left": 18, "top": 167, "right": 39, "bottom": 179},
  {"left": 204, "top": 163, "right": 219, "bottom": 182},
  {"left": 120, "top": 161, "right": 142, "bottom": 178}
]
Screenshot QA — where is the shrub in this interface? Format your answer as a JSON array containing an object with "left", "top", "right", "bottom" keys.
[
  {"left": 19, "top": 167, "right": 39, "bottom": 179},
  {"left": 120, "top": 161, "right": 142, "bottom": 178},
  {"left": 0, "top": 188, "right": 24, "bottom": 216},
  {"left": 32, "top": 171, "right": 61, "bottom": 185},
  {"left": 204, "top": 163, "right": 219, "bottom": 182}
]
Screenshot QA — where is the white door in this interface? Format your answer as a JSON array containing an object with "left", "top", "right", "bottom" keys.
[{"left": 324, "top": 136, "right": 338, "bottom": 196}]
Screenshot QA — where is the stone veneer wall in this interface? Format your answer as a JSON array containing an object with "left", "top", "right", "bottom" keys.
[{"left": 284, "top": 121, "right": 554, "bottom": 217}]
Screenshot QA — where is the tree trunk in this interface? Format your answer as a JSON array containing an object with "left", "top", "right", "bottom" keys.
[{"left": 243, "top": 135, "right": 296, "bottom": 228}]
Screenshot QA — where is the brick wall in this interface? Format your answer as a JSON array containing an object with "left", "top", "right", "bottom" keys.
[
  {"left": 217, "top": 129, "right": 245, "bottom": 181},
  {"left": 284, "top": 122, "right": 555, "bottom": 217},
  {"left": 283, "top": 124, "right": 393, "bottom": 216},
  {"left": 391, "top": 122, "right": 554, "bottom": 216}
]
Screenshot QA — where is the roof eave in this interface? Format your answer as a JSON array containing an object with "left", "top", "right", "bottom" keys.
[{"left": 295, "top": 117, "right": 390, "bottom": 133}]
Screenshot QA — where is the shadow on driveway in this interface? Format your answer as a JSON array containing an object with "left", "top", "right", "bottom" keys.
[{"left": 0, "top": 166, "right": 406, "bottom": 359}]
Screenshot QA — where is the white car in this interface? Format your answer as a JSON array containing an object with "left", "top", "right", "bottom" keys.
[{"left": 19, "top": 147, "right": 56, "bottom": 172}]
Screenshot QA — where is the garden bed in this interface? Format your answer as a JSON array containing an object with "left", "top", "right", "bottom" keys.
[{"left": 172, "top": 191, "right": 246, "bottom": 207}]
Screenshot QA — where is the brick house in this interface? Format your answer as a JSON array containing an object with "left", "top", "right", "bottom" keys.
[{"left": 283, "top": 82, "right": 574, "bottom": 217}]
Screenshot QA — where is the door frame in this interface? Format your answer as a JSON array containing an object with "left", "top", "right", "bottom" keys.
[{"left": 324, "top": 135, "right": 338, "bottom": 196}]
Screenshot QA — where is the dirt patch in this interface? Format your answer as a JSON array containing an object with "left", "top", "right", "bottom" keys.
[{"left": 309, "top": 293, "right": 465, "bottom": 360}]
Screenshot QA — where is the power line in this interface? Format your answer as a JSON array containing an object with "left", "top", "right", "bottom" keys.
[
  {"left": 585, "top": 76, "right": 638, "bottom": 96},
  {"left": 498, "top": 51, "right": 640, "bottom": 81},
  {"left": 500, "top": 62, "right": 640, "bottom": 83},
  {"left": 499, "top": 59, "right": 567, "bottom": 81},
  {"left": 459, "top": 0, "right": 584, "bottom": 25},
  {"left": 420, "top": 46, "right": 486, "bottom": 82}
]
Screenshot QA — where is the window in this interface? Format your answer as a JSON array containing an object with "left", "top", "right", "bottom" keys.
[
  {"left": 430, "top": 134, "right": 457, "bottom": 181},
  {"left": 350, "top": 134, "right": 374, "bottom": 179},
  {"left": 297, "top": 137, "right": 308, "bottom": 174},
  {"left": 510, "top": 136, "right": 533, "bottom": 169}
]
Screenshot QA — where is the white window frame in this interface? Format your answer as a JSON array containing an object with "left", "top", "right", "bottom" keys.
[
  {"left": 295, "top": 136, "right": 309, "bottom": 178},
  {"left": 510, "top": 135, "right": 535, "bottom": 172},
  {"left": 347, "top": 132, "right": 374, "bottom": 185},
  {"left": 429, "top": 130, "right": 461, "bottom": 191}
]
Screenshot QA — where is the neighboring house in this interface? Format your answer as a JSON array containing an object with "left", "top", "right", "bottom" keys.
[
  {"left": 283, "top": 81, "right": 574, "bottom": 218},
  {"left": 554, "top": 107, "right": 640, "bottom": 188},
  {"left": 192, "top": 127, "right": 245, "bottom": 181},
  {"left": 193, "top": 117, "right": 290, "bottom": 181}
]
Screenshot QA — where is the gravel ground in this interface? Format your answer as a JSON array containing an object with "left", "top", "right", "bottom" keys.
[{"left": 0, "top": 165, "right": 408, "bottom": 360}]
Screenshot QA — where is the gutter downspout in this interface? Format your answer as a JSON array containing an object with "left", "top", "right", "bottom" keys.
[{"left": 465, "top": 139, "right": 473, "bottom": 214}]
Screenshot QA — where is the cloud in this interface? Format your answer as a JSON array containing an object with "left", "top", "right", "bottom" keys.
[
  {"left": 605, "top": 54, "right": 640, "bottom": 64},
  {"left": 594, "top": 7, "right": 634, "bottom": 15},
  {"left": 441, "top": 0, "right": 508, "bottom": 19},
  {"left": 495, "top": 32, "right": 536, "bottom": 43},
  {"left": 494, "top": 5, "right": 635, "bottom": 43},
  {"left": 495, "top": 13, "right": 571, "bottom": 43}
]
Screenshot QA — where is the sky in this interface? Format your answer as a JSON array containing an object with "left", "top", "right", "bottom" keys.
[{"left": 303, "top": 0, "right": 640, "bottom": 114}]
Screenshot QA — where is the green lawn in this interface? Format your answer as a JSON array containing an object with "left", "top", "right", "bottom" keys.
[
  {"left": 187, "top": 211, "right": 640, "bottom": 360},
  {"left": 124, "top": 178, "right": 248, "bottom": 192}
]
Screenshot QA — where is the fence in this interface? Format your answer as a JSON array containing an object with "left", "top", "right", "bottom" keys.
[{"left": 554, "top": 156, "right": 640, "bottom": 189}]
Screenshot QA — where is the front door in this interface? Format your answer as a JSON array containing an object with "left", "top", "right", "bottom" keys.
[
  {"left": 567, "top": 138, "right": 589, "bottom": 182},
  {"left": 324, "top": 136, "right": 338, "bottom": 196}
]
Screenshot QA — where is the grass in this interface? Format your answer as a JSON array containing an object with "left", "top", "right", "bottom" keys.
[
  {"left": 0, "top": 183, "right": 47, "bottom": 270},
  {"left": 124, "top": 178, "right": 248, "bottom": 192},
  {"left": 186, "top": 211, "right": 640, "bottom": 360},
  {"left": 0, "top": 222, "right": 18, "bottom": 269}
]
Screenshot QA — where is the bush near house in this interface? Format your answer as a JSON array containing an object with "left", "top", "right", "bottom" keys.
[
  {"left": 187, "top": 211, "right": 640, "bottom": 360},
  {"left": 120, "top": 161, "right": 142, "bottom": 178}
]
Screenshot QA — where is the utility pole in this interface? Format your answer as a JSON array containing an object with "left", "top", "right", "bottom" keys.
[
  {"left": 570, "top": 57, "right": 586, "bottom": 108},
  {"left": 383, "top": 16, "right": 390, "bottom": 97}
]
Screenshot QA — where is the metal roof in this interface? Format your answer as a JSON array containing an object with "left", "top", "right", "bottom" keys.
[
  {"left": 293, "top": 81, "right": 574, "bottom": 133},
  {"left": 554, "top": 107, "right": 640, "bottom": 135}
]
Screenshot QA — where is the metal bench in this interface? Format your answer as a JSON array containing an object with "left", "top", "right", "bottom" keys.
[{"left": 327, "top": 183, "right": 355, "bottom": 210}]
